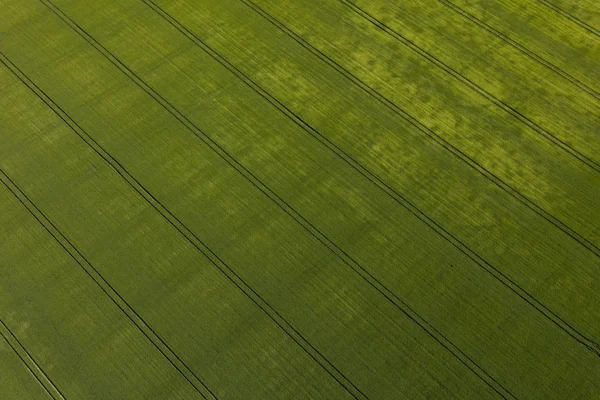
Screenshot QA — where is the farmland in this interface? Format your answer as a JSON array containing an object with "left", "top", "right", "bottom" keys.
[{"left": 1, "top": 0, "right": 599, "bottom": 398}]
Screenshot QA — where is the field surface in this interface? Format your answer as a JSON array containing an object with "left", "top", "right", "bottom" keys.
[{"left": 1, "top": 0, "right": 599, "bottom": 399}]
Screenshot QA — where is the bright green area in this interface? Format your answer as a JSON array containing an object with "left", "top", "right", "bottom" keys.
[
  {"left": 451, "top": 0, "right": 600, "bottom": 89},
  {"left": 1, "top": 0, "right": 599, "bottom": 399},
  {"left": 535, "top": 0, "right": 600, "bottom": 31},
  {"left": 235, "top": 0, "right": 600, "bottom": 240},
  {"left": 345, "top": 0, "right": 600, "bottom": 162}
]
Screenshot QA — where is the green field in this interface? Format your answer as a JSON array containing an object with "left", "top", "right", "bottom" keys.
[{"left": 1, "top": 0, "right": 599, "bottom": 398}]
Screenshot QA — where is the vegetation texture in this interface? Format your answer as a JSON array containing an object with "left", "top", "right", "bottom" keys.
[{"left": 1, "top": 0, "right": 599, "bottom": 399}]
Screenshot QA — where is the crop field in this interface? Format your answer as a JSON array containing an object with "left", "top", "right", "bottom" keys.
[{"left": 1, "top": 0, "right": 599, "bottom": 399}]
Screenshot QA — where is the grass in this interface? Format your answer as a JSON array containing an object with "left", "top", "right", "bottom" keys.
[{"left": 1, "top": 0, "right": 599, "bottom": 399}]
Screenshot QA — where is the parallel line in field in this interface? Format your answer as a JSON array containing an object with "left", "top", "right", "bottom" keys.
[
  {"left": 340, "top": 0, "right": 600, "bottom": 173},
  {"left": 131, "top": 5, "right": 600, "bottom": 396},
  {"left": 234, "top": 0, "right": 600, "bottom": 357},
  {"left": 3, "top": 27, "right": 366, "bottom": 399},
  {"left": 42, "top": 1, "right": 600, "bottom": 383},
  {"left": 338, "top": 0, "right": 600, "bottom": 252},
  {"left": 0, "top": 319, "right": 66, "bottom": 400},
  {"left": 536, "top": 0, "right": 600, "bottom": 39},
  {"left": 0, "top": 162, "right": 214, "bottom": 399},
  {"left": 28, "top": 1, "right": 510, "bottom": 397},
  {"left": 32, "top": 0, "right": 600, "bottom": 388},
  {"left": 141, "top": 4, "right": 518, "bottom": 397},
  {"left": 436, "top": 0, "right": 600, "bottom": 101},
  {"left": 238, "top": 0, "right": 600, "bottom": 259},
  {"left": 24, "top": 0, "right": 588, "bottom": 397}
]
